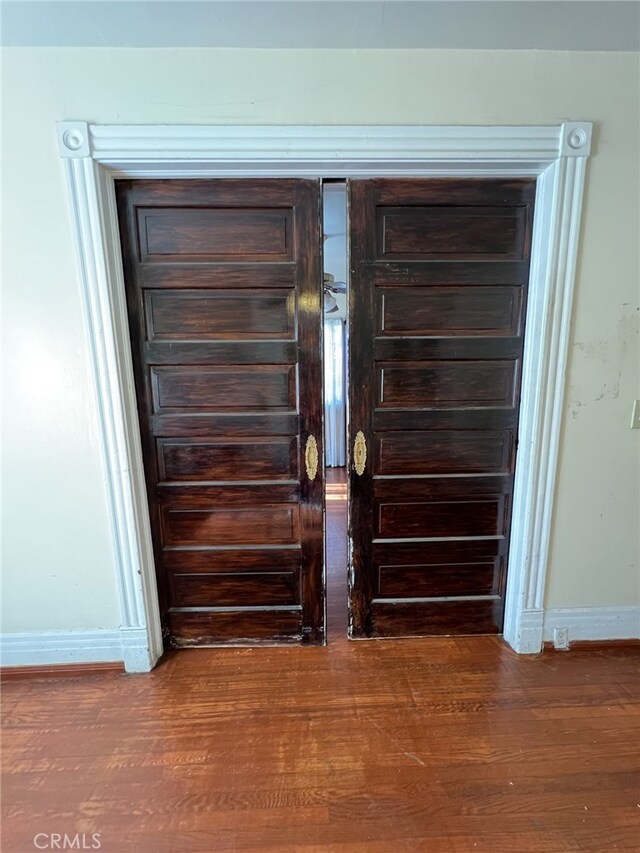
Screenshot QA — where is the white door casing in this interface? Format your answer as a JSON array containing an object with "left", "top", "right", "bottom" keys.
[{"left": 56, "top": 122, "right": 592, "bottom": 671}]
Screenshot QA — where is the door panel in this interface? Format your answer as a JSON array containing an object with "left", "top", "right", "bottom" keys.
[
  {"left": 137, "top": 206, "right": 294, "bottom": 261},
  {"left": 348, "top": 178, "right": 535, "bottom": 638},
  {"left": 117, "top": 179, "right": 324, "bottom": 647},
  {"left": 377, "top": 286, "right": 524, "bottom": 337},
  {"left": 376, "top": 205, "right": 528, "bottom": 259},
  {"left": 150, "top": 365, "right": 297, "bottom": 412},
  {"left": 172, "top": 572, "right": 299, "bottom": 608},
  {"left": 375, "top": 430, "right": 514, "bottom": 475},
  {"left": 160, "top": 505, "right": 300, "bottom": 546},
  {"left": 157, "top": 437, "right": 299, "bottom": 482},
  {"left": 378, "top": 562, "right": 497, "bottom": 599},
  {"left": 144, "top": 289, "right": 296, "bottom": 340},
  {"left": 376, "top": 497, "right": 506, "bottom": 539},
  {"left": 376, "top": 360, "right": 519, "bottom": 408}
]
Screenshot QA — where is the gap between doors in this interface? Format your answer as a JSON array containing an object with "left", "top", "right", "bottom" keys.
[{"left": 322, "top": 180, "right": 349, "bottom": 643}]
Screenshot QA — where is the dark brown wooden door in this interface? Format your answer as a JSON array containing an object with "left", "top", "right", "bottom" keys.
[
  {"left": 348, "top": 178, "right": 535, "bottom": 638},
  {"left": 116, "top": 179, "right": 324, "bottom": 647}
]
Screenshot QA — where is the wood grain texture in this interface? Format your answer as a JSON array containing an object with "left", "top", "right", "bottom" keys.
[
  {"left": 2, "top": 501, "right": 638, "bottom": 852},
  {"left": 377, "top": 205, "right": 528, "bottom": 260},
  {"left": 171, "top": 571, "right": 299, "bottom": 607},
  {"left": 376, "top": 430, "right": 513, "bottom": 475},
  {"left": 377, "top": 496, "right": 506, "bottom": 539},
  {"left": 157, "top": 437, "right": 299, "bottom": 483},
  {"left": 378, "top": 560, "right": 497, "bottom": 598},
  {"left": 543, "top": 640, "right": 640, "bottom": 652},
  {"left": 0, "top": 662, "right": 125, "bottom": 681},
  {"left": 116, "top": 179, "right": 324, "bottom": 646},
  {"left": 349, "top": 178, "right": 535, "bottom": 638},
  {"left": 377, "top": 360, "right": 518, "bottom": 409},
  {"left": 144, "top": 289, "right": 296, "bottom": 340},
  {"left": 137, "top": 206, "right": 293, "bottom": 262},
  {"left": 150, "top": 365, "right": 297, "bottom": 413},
  {"left": 378, "top": 285, "right": 523, "bottom": 337},
  {"left": 160, "top": 505, "right": 299, "bottom": 546}
]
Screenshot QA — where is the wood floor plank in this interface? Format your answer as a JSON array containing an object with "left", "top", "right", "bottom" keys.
[{"left": 2, "top": 492, "right": 639, "bottom": 852}]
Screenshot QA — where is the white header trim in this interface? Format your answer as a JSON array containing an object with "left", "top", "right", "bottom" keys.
[{"left": 59, "top": 122, "right": 591, "bottom": 171}]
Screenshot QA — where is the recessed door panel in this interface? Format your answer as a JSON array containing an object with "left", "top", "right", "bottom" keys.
[
  {"left": 377, "top": 286, "right": 523, "bottom": 337},
  {"left": 150, "top": 365, "right": 297, "bottom": 413},
  {"left": 161, "top": 506, "right": 300, "bottom": 546},
  {"left": 377, "top": 561, "right": 498, "bottom": 599},
  {"left": 117, "top": 179, "right": 324, "bottom": 647},
  {"left": 137, "top": 207, "right": 293, "bottom": 262},
  {"left": 348, "top": 178, "right": 535, "bottom": 638},
  {"left": 375, "top": 430, "right": 513, "bottom": 476},
  {"left": 157, "top": 437, "right": 299, "bottom": 482},
  {"left": 377, "top": 205, "right": 528, "bottom": 260},
  {"left": 376, "top": 497, "right": 506, "bottom": 540},
  {"left": 377, "top": 361, "right": 519, "bottom": 408},
  {"left": 144, "top": 289, "right": 296, "bottom": 340},
  {"left": 172, "top": 572, "right": 299, "bottom": 608}
]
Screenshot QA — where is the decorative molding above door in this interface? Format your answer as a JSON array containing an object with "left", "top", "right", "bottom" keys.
[
  {"left": 56, "top": 122, "right": 592, "bottom": 669},
  {"left": 58, "top": 121, "right": 591, "bottom": 175}
]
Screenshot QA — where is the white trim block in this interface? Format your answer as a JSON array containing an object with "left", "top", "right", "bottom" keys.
[
  {"left": 508, "top": 609, "right": 546, "bottom": 655},
  {"left": 57, "top": 121, "right": 90, "bottom": 158}
]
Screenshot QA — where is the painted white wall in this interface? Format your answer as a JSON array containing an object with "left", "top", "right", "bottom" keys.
[{"left": 2, "top": 48, "right": 638, "bottom": 635}]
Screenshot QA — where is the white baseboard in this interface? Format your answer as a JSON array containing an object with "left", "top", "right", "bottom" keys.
[
  {"left": 2, "top": 610, "right": 636, "bottom": 670},
  {"left": 0, "top": 629, "right": 123, "bottom": 668},
  {"left": 0, "top": 627, "right": 158, "bottom": 673},
  {"left": 543, "top": 607, "right": 640, "bottom": 645}
]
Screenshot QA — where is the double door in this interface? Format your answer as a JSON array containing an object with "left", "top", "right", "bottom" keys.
[{"left": 117, "top": 177, "right": 534, "bottom": 648}]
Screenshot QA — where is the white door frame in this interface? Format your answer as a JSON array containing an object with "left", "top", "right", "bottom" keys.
[{"left": 57, "top": 121, "right": 592, "bottom": 671}]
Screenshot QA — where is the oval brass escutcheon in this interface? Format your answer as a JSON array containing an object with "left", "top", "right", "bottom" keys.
[
  {"left": 353, "top": 431, "right": 367, "bottom": 476},
  {"left": 305, "top": 434, "right": 319, "bottom": 482}
]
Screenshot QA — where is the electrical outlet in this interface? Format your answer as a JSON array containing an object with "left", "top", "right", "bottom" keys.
[
  {"left": 553, "top": 627, "right": 570, "bottom": 650},
  {"left": 631, "top": 400, "right": 640, "bottom": 429}
]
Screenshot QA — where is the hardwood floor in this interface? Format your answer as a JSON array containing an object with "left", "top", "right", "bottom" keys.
[{"left": 2, "top": 482, "right": 639, "bottom": 852}]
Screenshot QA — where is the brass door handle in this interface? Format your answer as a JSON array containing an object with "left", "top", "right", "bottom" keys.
[
  {"left": 305, "top": 435, "right": 319, "bottom": 481},
  {"left": 353, "top": 431, "right": 367, "bottom": 476}
]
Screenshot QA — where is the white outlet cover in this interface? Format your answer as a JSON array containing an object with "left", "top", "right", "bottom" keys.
[
  {"left": 553, "top": 627, "right": 570, "bottom": 650},
  {"left": 631, "top": 400, "right": 640, "bottom": 429}
]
